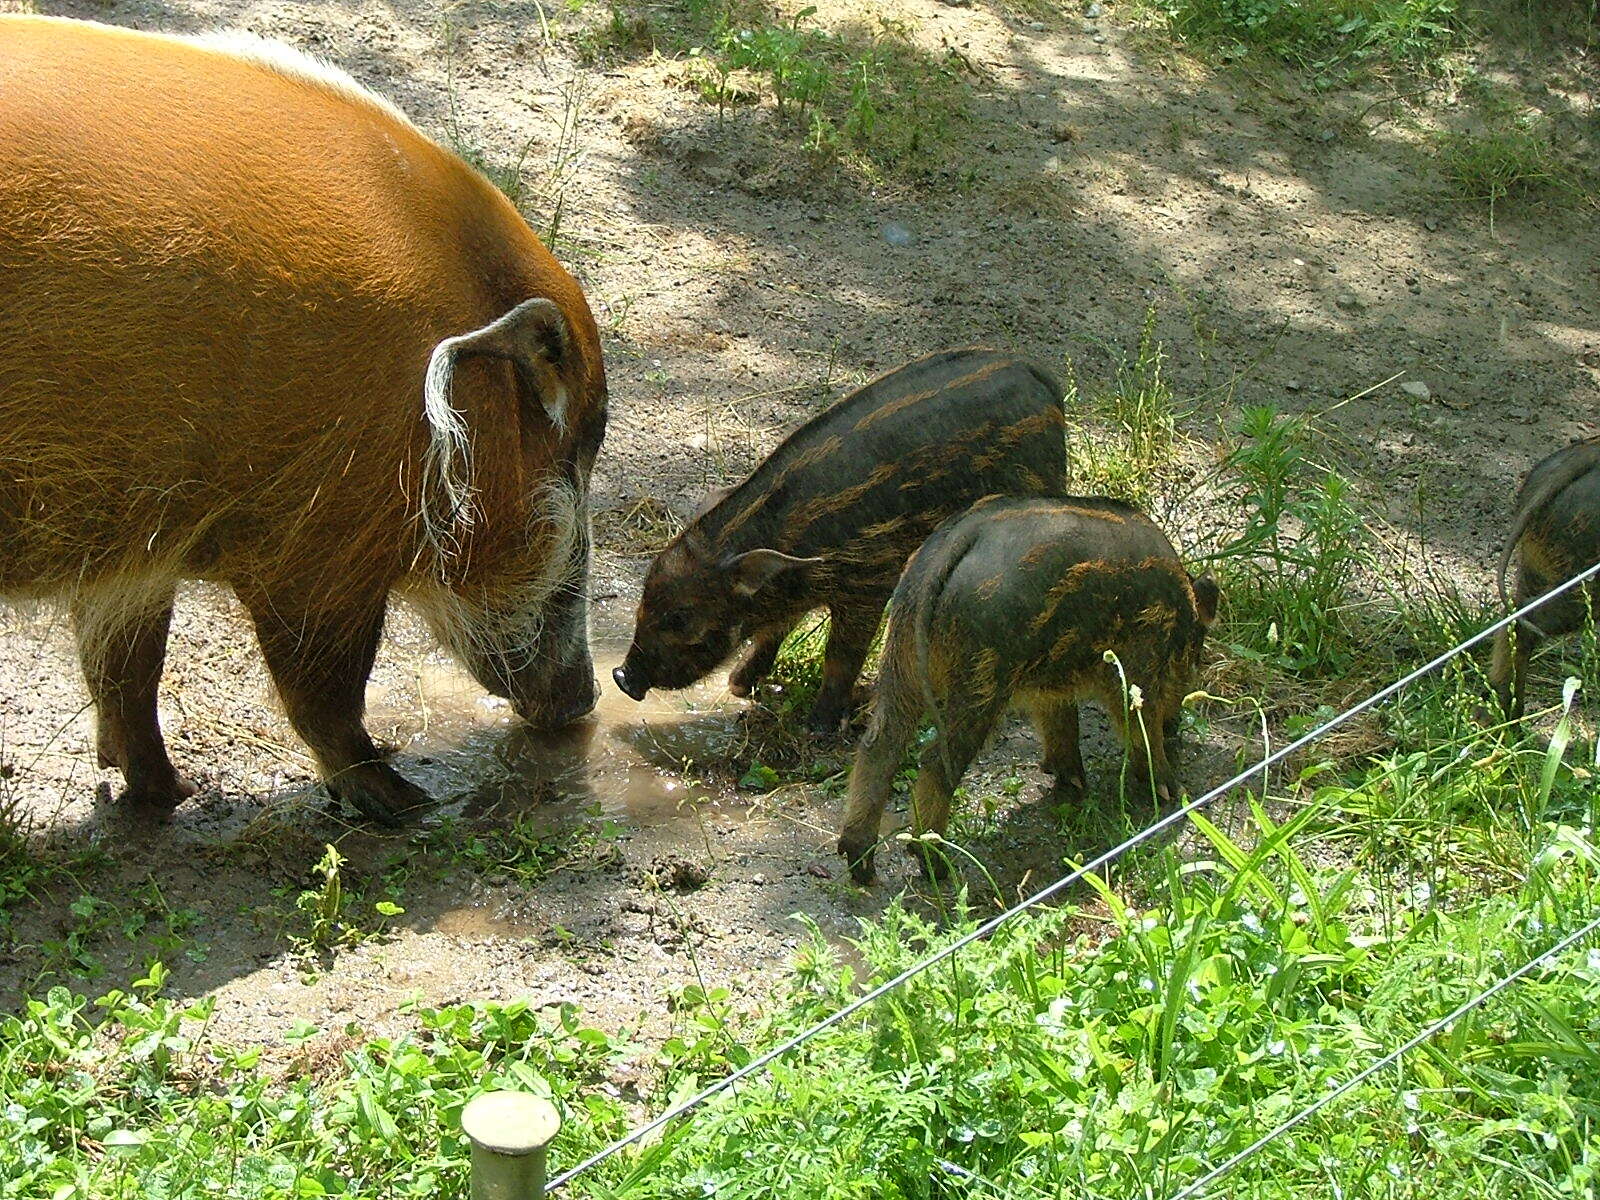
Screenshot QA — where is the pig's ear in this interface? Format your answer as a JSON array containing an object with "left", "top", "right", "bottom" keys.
[
  {"left": 1191, "top": 574, "right": 1221, "bottom": 625},
  {"left": 722, "top": 549, "right": 824, "bottom": 597}
]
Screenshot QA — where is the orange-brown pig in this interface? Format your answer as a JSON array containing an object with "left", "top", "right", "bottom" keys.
[{"left": 0, "top": 17, "right": 608, "bottom": 822}]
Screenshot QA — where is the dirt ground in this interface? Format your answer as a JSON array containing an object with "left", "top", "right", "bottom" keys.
[{"left": 1, "top": 0, "right": 1597, "bottom": 1056}]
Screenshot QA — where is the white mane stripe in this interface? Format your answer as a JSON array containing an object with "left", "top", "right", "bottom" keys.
[{"left": 421, "top": 337, "right": 477, "bottom": 562}]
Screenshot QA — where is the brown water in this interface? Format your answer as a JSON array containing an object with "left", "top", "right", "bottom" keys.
[{"left": 366, "top": 644, "right": 751, "bottom": 827}]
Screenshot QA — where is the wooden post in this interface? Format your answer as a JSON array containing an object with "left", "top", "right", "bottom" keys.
[{"left": 462, "top": 1091, "right": 561, "bottom": 1200}]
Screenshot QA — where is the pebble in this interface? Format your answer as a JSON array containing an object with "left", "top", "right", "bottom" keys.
[
  {"left": 1029, "top": 20, "right": 1046, "bottom": 31},
  {"left": 882, "top": 221, "right": 914, "bottom": 247},
  {"left": 1286, "top": 380, "right": 1303, "bottom": 392},
  {"left": 1400, "top": 381, "right": 1431, "bottom": 401},
  {"left": 1092, "top": 31, "right": 1107, "bottom": 43},
  {"left": 1336, "top": 293, "right": 1362, "bottom": 311},
  {"left": 1084, "top": 0, "right": 1102, "bottom": 14}
]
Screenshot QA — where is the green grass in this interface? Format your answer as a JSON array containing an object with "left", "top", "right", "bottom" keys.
[
  {"left": 1435, "top": 118, "right": 1564, "bottom": 226},
  {"left": 594, "top": 678, "right": 1599, "bottom": 1198},
  {"left": 0, "top": 971, "right": 635, "bottom": 1198},
  {"left": 3, "top": 519, "right": 1598, "bottom": 1198},
  {"left": 6, "top": 695, "right": 1595, "bottom": 1198},
  {"left": 1135, "top": 0, "right": 1463, "bottom": 77}
]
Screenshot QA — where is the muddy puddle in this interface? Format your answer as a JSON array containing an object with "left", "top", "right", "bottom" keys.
[{"left": 366, "top": 642, "right": 755, "bottom": 827}]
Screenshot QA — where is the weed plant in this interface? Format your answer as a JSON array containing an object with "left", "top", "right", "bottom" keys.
[
  {"left": 1204, "top": 406, "right": 1372, "bottom": 679},
  {"left": 1068, "top": 305, "right": 1188, "bottom": 506},
  {"left": 680, "top": 0, "right": 968, "bottom": 180}
]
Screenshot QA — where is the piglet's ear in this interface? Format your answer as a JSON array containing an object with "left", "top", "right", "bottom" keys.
[
  {"left": 1191, "top": 574, "right": 1221, "bottom": 626},
  {"left": 722, "top": 549, "right": 824, "bottom": 597}
]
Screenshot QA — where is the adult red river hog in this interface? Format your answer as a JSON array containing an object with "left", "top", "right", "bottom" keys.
[{"left": 0, "top": 16, "right": 608, "bottom": 823}]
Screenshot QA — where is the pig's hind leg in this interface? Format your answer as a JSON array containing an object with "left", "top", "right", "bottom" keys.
[
  {"left": 909, "top": 693, "right": 1004, "bottom": 882},
  {"left": 838, "top": 631, "right": 924, "bottom": 883},
  {"left": 73, "top": 589, "right": 196, "bottom": 809}
]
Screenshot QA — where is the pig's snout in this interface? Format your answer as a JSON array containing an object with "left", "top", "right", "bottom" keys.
[{"left": 613, "top": 661, "right": 650, "bottom": 701}]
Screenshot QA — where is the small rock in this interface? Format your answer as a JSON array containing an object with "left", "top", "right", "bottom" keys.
[
  {"left": 1400, "top": 381, "right": 1431, "bottom": 401},
  {"left": 1508, "top": 407, "right": 1533, "bottom": 423},
  {"left": 1423, "top": 216, "right": 1439, "bottom": 231},
  {"left": 1028, "top": 20, "right": 1046, "bottom": 31},
  {"left": 1092, "top": 30, "right": 1107, "bottom": 43},
  {"left": 806, "top": 862, "right": 833, "bottom": 880},
  {"left": 1318, "top": 129, "right": 1336, "bottom": 142},
  {"left": 1335, "top": 293, "right": 1362, "bottom": 312},
  {"left": 642, "top": 854, "right": 709, "bottom": 893},
  {"left": 883, "top": 221, "right": 914, "bottom": 247},
  {"left": 1286, "top": 379, "right": 1302, "bottom": 392},
  {"left": 1084, "top": 0, "right": 1102, "bottom": 14}
]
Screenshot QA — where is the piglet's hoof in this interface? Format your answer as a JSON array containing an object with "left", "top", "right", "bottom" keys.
[
  {"left": 838, "top": 835, "right": 876, "bottom": 884},
  {"left": 806, "top": 707, "right": 847, "bottom": 739},
  {"left": 910, "top": 838, "right": 956, "bottom": 883},
  {"left": 328, "top": 762, "right": 431, "bottom": 827}
]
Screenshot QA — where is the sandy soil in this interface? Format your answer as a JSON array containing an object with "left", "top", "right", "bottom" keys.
[{"left": 0, "top": 0, "right": 1596, "bottom": 1057}]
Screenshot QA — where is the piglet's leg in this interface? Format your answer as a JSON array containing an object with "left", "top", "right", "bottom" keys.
[
  {"left": 1028, "top": 694, "right": 1086, "bottom": 797},
  {"left": 1107, "top": 692, "right": 1178, "bottom": 804},
  {"left": 238, "top": 585, "right": 427, "bottom": 825},
  {"left": 910, "top": 702, "right": 999, "bottom": 882},
  {"left": 728, "top": 618, "right": 798, "bottom": 697},
  {"left": 808, "top": 607, "right": 879, "bottom": 736},
  {"left": 74, "top": 591, "right": 196, "bottom": 809}
]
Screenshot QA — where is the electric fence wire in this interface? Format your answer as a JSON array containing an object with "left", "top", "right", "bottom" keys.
[{"left": 544, "top": 558, "right": 1600, "bottom": 1194}]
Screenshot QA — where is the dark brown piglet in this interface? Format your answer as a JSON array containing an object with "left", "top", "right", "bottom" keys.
[
  {"left": 1489, "top": 435, "right": 1600, "bottom": 721},
  {"left": 837, "top": 495, "right": 1218, "bottom": 883},
  {"left": 613, "top": 349, "right": 1069, "bottom": 734}
]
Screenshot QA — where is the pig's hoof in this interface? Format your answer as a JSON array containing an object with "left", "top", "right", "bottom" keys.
[
  {"left": 120, "top": 771, "right": 198, "bottom": 811},
  {"left": 329, "top": 762, "right": 430, "bottom": 827},
  {"left": 727, "top": 678, "right": 755, "bottom": 699},
  {"left": 837, "top": 835, "right": 876, "bottom": 883}
]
